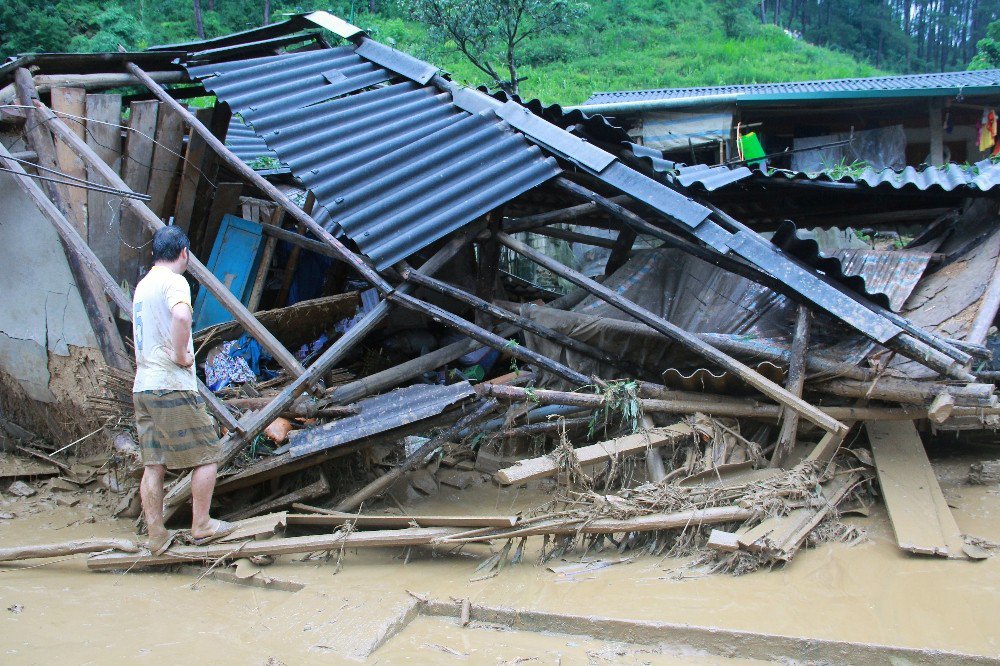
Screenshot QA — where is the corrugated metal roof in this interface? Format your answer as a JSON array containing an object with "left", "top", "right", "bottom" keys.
[
  {"left": 288, "top": 381, "right": 476, "bottom": 457},
  {"left": 628, "top": 143, "right": 752, "bottom": 192},
  {"left": 770, "top": 221, "right": 933, "bottom": 312},
  {"left": 225, "top": 116, "right": 288, "bottom": 174},
  {"left": 585, "top": 69, "right": 1000, "bottom": 106},
  {"left": 757, "top": 159, "right": 1000, "bottom": 193},
  {"left": 187, "top": 46, "right": 559, "bottom": 269}
]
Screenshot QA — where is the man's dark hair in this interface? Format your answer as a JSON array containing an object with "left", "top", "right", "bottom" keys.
[{"left": 152, "top": 226, "right": 190, "bottom": 263}]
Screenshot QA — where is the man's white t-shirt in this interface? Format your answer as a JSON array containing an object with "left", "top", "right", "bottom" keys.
[{"left": 132, "top": 265, "right": 197, "bottom": 393}]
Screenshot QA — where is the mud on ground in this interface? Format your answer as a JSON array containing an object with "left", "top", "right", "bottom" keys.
[{"left": 1, "top": 448, "right": 999, "bottom": 665}]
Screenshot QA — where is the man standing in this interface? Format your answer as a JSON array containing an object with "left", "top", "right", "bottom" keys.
[{"left": 132, "top": 226, "right": 235, "bottom": 554}]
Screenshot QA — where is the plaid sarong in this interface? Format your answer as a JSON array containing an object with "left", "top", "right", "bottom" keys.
[{"left": 133, "top": 390, "right": 221, "bottom": 470}]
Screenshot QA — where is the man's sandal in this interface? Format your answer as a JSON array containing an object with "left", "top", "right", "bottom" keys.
[
  {"left": 148, "top": 530, "right": 178, "bottom": 556},
  {"left": 192, "top": 520, "right": 238, "bottom": 546}
]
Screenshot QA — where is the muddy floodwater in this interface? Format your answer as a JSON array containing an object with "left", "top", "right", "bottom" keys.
[{"left": 1, "top": 450, "right": 999, "bottom": 664}]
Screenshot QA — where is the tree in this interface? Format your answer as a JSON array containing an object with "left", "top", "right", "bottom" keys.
[
  {"left": 970, "top": 19, "right": 1000, "bottom": 68},
  {"left": 400, "top": 0, "right": 586, "bottom": 96}
]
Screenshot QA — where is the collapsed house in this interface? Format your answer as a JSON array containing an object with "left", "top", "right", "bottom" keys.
[{"left": 1, "top": 11, "right": 999, "bottom": 572}]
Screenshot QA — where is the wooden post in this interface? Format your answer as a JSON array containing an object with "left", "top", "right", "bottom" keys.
[
  {"left": 35, "top": 98, "right": 307, "bottom": 380},
  {"left": 770, "top": 306, "right": 810, "bottom": 468},
  {"left": 474, "top": 211, "right": 502, "bottom": 329},
  {"left": 124, "top": 62, "right": 392, "bottom": 295},
  {"left": 13, "top": 69, "right": 131, "bottom": 372},
  {"left": 276, "top": 191, "right": 314, "bottom": 306},
  {"left": 496, "top": 232, "right": 847, "bottom": 437},
  {"left": 119, "top": 100, "right": 159, "bottom": 287},
  {"left": 605, "top": 226, "right": 637, "bottom": 276},
  {"left": 247, "top": 207, "right": 283, "bottom": 312},
  {"left": 928, "top": 99, "right": 944, "bottom": 166},
  {"left": 0, "top": 142, "right": 240, "bottom": 433},
  {"left": 334, "top": 399, "right": 498, "bottom": 512},
  {"left": 49, "top": 87, "right": 88, "bottom": 235}
]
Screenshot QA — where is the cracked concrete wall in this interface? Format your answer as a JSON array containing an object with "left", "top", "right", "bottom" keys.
[{"left": 0, "top": 170, "right": 100, "bottom": 403}]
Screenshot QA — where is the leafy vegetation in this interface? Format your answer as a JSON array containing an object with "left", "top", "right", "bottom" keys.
[{"left": 3, "top": 0, "right": 996, "bottom": 106}]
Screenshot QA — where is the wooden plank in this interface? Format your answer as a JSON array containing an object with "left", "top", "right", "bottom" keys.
[
  {"left": 497, "top": 424, "right": 694, "bottom": 485},
  {"left": 247, "top": 208, "right": 283, "bottom": 312},
  {"left": 198, "top": 182, "right": 242, "bottom": 257},
  {"left": 85, "top": 93, "right": 123, "bottom": 282},
  {"left": 867, "top": 420, "right": 968, "bottom": 559},
  {"left": 145, "top": 103, "right": 186, "bottom": 218},
  {"left": 88, "top": 527, "right": 463, "bottom": 570},
  {"left": 707, "top": 529, "right": 740, "bottom": 552},
  {"left": 172, "top": 107, "right": 213, "bottom": 232},
  {"left": 224, "top": 475, "right": 329, "bottom": 522},
  {"left": 49, "top": 87, "right": 88, "bottom": 236},
  {"left": 119, "top": 100, "right": 159, "bottom": 287},
  {"left": 287, "top": 508, "right": 518, "bottom": 529}
]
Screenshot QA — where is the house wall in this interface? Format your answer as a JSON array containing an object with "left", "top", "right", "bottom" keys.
[{"left": 0, "top": 168, "right": 107, "bottom": 441}]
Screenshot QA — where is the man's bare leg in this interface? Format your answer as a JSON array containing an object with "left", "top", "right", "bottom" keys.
[
  {"left": 140, "top": 464, "right": 168, "bottom": 545},
  {"left": 190, "top": 462, "right": 221, "bottom": 539}
]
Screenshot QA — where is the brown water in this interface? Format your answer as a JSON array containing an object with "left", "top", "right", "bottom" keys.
[{"left": 1, "top": 452, "right": 999, "bottom": 664}]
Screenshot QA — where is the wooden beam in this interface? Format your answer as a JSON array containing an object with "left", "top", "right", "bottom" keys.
[
  {"left": 497, "top": 423, "right": 694, "bottom": 485},
  {"left": 496, "top": 232, "right": 847, "bottom": 437},
  {"left": 0, "top": 72, "right": 187, "bottom": 105},
  {"left": 276, "top": 191, "right": 314, "bottom": 306},
  {"left": 400, "top": 268, "right": 643, "bottom": 378},
  {"left": 36, "top": 97, "right": 306, "bottom": 380},
  {"left": 287, "top": 508, "right": 518, "bottom": 529},
  {"left": 247, "top": 207, "right": 282, "bottom": 312},
  {"left": 504, "top": 194, "right": 630, "bottom": 233},
  {"left": 0, "top": 538, "right": 139, "bottom": 563},
  {"left": 770, "top": 306, "right": 809, "bottom": 468}
]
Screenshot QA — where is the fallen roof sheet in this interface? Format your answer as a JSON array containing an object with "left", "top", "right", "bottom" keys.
[
  {"left": 584, "top": 69, "right": 1000, "bottom": 106},
  {"left": 188, "top": 47, "right": 560, "bottom": 269},
  {"left": 770, "top": 221, "right": 934, "bottom": 312},
  {"left": 288, "top": 381, "right": 476, "bottom": 458}
]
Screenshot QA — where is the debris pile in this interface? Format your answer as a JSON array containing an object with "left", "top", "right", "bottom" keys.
[{"left": 1, "top": 11, "right": 999, "bottom": 577}]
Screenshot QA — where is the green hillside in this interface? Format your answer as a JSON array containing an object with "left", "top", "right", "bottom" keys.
[
  {"left": 363, "top": 1, "right": 883, "bottom": 104},
  {"left": 2, "top": 0, "right": 886, "bottom": 106}
]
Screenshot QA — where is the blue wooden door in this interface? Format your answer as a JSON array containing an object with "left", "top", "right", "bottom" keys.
[{"left": 193, "top": 215, "right": 264, "bottom": 331}]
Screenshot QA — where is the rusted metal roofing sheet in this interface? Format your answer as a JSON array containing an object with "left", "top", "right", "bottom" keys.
[
  {"left": 758, "top": 159, "right": 1000, "bottom": 194},
  {"left": 288, "top": 381, "right": 476, "bottom": 457},
  {"left": 770, "top": 221, "right": 934, "bottom": 312},
  {"left": 585, "top": 69, "right": 1000, "bottom": 106},
  {"left": 187, "top": 47, "right": 560, "bottom": 269}
]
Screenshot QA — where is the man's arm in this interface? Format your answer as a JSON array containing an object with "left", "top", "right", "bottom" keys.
[{"left": 169, "top": 302, "right": 194, "bottom": 368}]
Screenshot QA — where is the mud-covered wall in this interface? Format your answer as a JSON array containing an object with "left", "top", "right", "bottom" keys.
[{"left": 0, "top": 169, "right": 103, "bottom": 437}]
